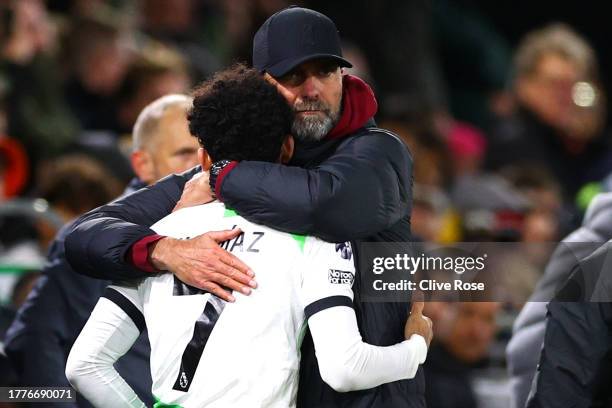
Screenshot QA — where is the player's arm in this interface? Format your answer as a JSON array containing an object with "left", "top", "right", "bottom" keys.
[
  {"left": 65, "top": 168, "right": 196, "bottom": 280},
  {"left": 302, "top": 241, "right": 431, "bottom": 392},
  {"left": 309, "top": 301, "right": 430, "bottom": 392},
  {"left": 217, "top": 132, "right": 412, "bottom": 242},
  {"left": 64, "top": 166, "right": 254, "bottom": 301},
  {"left": 66, "top": 284, "right": 146, "bottom": 408}
]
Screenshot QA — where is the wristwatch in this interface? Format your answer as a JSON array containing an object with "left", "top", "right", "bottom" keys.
[{"left": 208, "top": 159, "right": 234, "bottom": 198}]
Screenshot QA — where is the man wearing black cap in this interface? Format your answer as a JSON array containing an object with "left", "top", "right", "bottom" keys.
[{"left": 65, "top": 6, "right": 422, "bottom": 408}]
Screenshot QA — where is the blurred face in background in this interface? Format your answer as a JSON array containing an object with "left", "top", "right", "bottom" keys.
[
  {"left": 143, "top": 0, "right": 195, "bottom": 32},
  {"left": 517, "top": 52, "right": 578, "bottom": 132},
  {"left": 516, "top": 52, "right": 604, "bottom": 141},
  {"left": 434, "top": 302, "right": 500, "bottom": 364},
  {"left": 120, "top": 70, "right": 191, "bottom": 131},
  {"left": 79, "top": 38, "right": 132, "bottom": 95}
]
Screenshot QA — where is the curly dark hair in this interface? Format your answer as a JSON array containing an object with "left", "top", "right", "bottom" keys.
[{"left": 188, "top": 64, "right": 294, "bottom": 163}]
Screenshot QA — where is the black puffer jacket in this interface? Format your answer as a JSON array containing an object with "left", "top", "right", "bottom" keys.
[{"left": 65, "top": 123, "right": 422, "bottom": 407}]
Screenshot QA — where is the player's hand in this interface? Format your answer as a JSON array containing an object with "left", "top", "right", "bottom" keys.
[
  {"left": 149, "top": 228, "right": 256, "bottom": 302},
  {"left": 173, "top": 171, "right": 214, "bottom": 212},
  {"left": 404, "top": 300, "right": 433, "bottom": 348}
]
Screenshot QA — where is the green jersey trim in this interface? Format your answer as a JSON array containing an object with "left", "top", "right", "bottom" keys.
[{"left": 153, "top": 396, "right": 183, "bottom": 408}]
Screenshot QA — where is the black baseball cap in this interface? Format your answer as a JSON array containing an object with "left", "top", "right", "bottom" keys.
[{"left": 252, "top": 6, "right": 352, "bottom": 77}]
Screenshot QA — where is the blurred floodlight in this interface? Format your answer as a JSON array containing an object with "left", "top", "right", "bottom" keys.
[{"left": 572, "top": 81, "right": 596, "bottom": 107}]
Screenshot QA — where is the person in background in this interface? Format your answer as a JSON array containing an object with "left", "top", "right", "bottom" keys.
[
  {"left": 129, "top": 94, "right": 199, "bottom": 185},
  {"left": 486, "top": 23, "right": 612, "bottom": 204},
  {"left": 3, "top": 94, "right": 199, "bottom": 407},
  {"left": 0, "top": 271, "right": 41, "bottom": 392},
  {"left": 526, "top": 237, "right": 612, "bottom": 407},
  {"left": 1, "top": 0, "right": 80, "bottom": 178},
  {"left": 140, "top": 0, "right": 222, "bottom": 81},
  {"left": 116, "top": 46, "right": 192, "bottom": 137},
  {"left": 507, "top": 191, "right": 612, "bottom": 408},
  {"left": 3, "top": 155, "right": 123, "bottom": 407},
  {"left": 64, "top": 17, "right": 133, "bottom": 134},
  {"left": 425, "top": 301, "right": 501, "bottom": 408}
]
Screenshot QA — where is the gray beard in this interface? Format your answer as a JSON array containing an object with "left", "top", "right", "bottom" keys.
[{"left": 291, "top": 102, "right": 341, "bottom": 142}]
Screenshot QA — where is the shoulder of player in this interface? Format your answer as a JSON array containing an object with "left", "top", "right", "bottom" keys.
[
  {"left": 152, "top": 202, "right": 225, "bottom": 232},
  {"left": 303, "top": 237, "right": 354, "bottom": 263}
]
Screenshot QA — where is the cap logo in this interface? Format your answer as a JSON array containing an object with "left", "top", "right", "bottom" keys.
[{"left": 301, "top": 24, "right": 316, "bottom": 47}]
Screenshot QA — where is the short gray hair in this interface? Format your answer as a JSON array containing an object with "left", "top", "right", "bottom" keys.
[
  {"left": 132, "top": 94, "right": 193, "bottom": 151},
  {"left": 514, "top": 23, "right": 597, "bottom": 79}
]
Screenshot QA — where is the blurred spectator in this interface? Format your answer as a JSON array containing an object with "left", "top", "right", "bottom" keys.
[
  {"left": 425, "top": 301, "right": 501, "bottom": 408},
  {"left": 341, "top": 40, "right": 374, "bottom": 87},
  {"left": 219, "top": 0, "right": 291, "bottom": 66},
  {"left": 433, "top": 0, "right": 513, "bottom": 132},
  {"left": 486, "top": 23, "right": 612, "bottom": 203},
  {"left": 382, "top": 118, "right": 453, "bottom": 189},
  {"left": 0, "top": 136, "right": 29, "bottom": 200},
  {"left": 0, "top": 271, "right": 41, "bottom": 390},
  {"left": 64, "top": 17, "right": 133, "bottom": 133},
  {"left": 1, "top": 0, "right": 79, "bottom": 176},
  {"left": 411, "top": 184, "right": 450, "bottom": 242},
  {"left": 3, "top": 94, "right": 198, "bottom": 407},
  {"left": 451, "top": 174, "right": 531, "bottom": 241},
  {"left": 525, "top": 239, "right": 612, "bottom": 407},
  {"left": 116, "top": 44, "right": 192, "bottom": 136},
  {"left": 311, "top": 0, "right": 446, "bottom": 120},
  {"left": 141, "top": 0, "right": 223, "bottom": 81},
  {"left": 445, "top": 121, "right": 487, "bottom": 179},
  {"left": 3, "top": 155, "right": 127, "bottom": 405},
  {"left": 501, "top": 165, "right": 563, "bottom": 242},
  {"left": 36, "top": 154, "right": 122, "bottom": 226}
]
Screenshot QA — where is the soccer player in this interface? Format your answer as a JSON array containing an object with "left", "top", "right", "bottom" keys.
[{"left": 65, "top": 65, "right": 432, "bottom": 407}]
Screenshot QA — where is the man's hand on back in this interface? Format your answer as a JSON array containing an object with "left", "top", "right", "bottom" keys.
[
  {"left": 173, "top": 171, "right": 214, "bottom": 212},
  {"left": 404, "top": 300, "right": 433, "bottom": 348},
  {"left": 149, "top": 228, "right": 256, "bottom": 302}
]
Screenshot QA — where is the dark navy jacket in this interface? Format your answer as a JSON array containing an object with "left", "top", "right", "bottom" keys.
[
  {"left": 4, "top": 179, "right": 153, "bottom": 407},
  {"left": 65, "top": 123, "right": 423, "bottom": 408}
]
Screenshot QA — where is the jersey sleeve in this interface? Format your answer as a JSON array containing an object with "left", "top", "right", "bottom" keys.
[
  {"left": 301, "top": 239, "right": 428, "bottom": 392},
  {"left": 301, "top": 239, "right": 356, "bottom": 320},
  {"left": 103, "top": 282, "right": 146, "bottom": 331},
  {"left": 65, "top": 282, "right": 146, "bottom": 407}
]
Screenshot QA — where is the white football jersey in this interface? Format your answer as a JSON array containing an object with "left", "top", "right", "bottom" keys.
[{"left": 107, "top": 202, "right": 355, "bottom": 407}]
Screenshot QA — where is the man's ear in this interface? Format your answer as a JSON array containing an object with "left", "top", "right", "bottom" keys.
[
  {"left": 199, "top": 147, "right": 213, "bottom": 171},
  {"left": 279, "top": 135, "right": 294, "bottom": 164},
  {"left": 131, "top": 150, "right": 154, "bottom": 185}
]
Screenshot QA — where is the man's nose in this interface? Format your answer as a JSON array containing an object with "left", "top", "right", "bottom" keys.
[{"left": 301, "top": 75, "right": 321, "bottom": 99}]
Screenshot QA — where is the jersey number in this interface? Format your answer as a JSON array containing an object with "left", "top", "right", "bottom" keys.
[{"left": 172, "top": 277, "right": 228, "bottom": 392}]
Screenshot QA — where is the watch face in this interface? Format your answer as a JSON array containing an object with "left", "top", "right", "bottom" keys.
[{"left": 212, "top": 160, "right": 231, "bottom": 176}]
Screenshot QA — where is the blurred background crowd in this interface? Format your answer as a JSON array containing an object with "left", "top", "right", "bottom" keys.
[{"left": 1, "top": 0, "right": 612, "bottom": 407}]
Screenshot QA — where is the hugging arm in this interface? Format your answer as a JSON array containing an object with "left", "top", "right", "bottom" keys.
[{"left": 220, "top": 132, "right": 412, "bottom": 241}]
